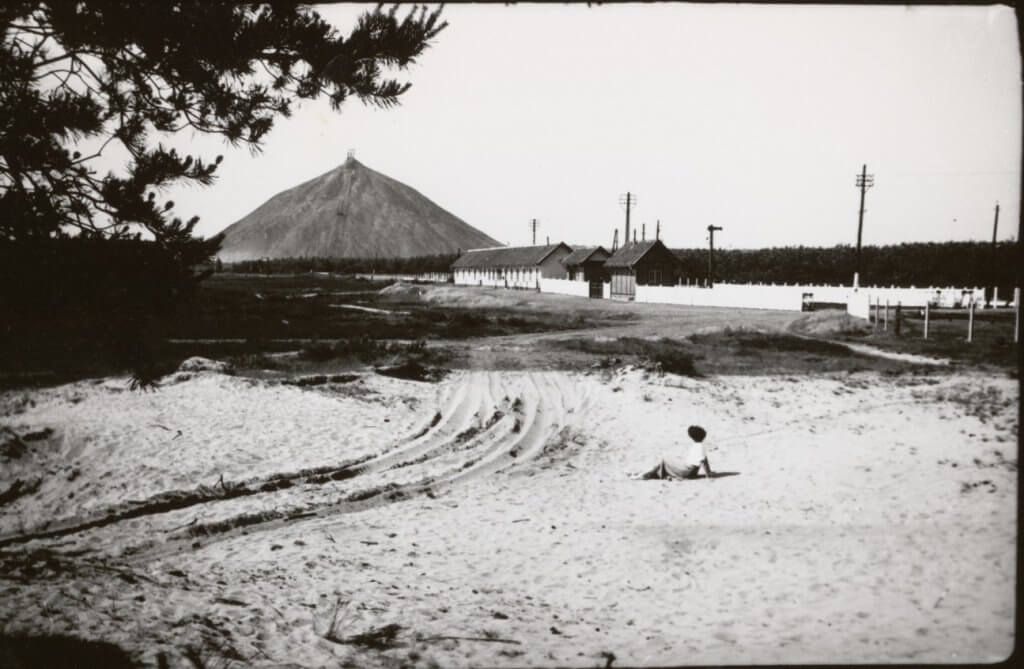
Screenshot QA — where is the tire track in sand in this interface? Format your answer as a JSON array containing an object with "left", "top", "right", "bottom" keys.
[{"left": 117, "top": 371, "right": 585, "bottom": 564}]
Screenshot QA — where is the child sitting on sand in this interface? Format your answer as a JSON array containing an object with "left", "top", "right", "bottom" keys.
[{"left": 639, "top": 425, "right": 714, "bottom": 480}]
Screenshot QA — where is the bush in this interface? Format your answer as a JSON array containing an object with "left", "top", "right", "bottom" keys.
[
  {"left": 299, "top": 340, "right": 337, "bottom": 362},
  {"left": 650, "top": 347, "right": 700, "bottom": 377},
  {"left": 556, "top": 336, "right": 700, "bottom": 376}
]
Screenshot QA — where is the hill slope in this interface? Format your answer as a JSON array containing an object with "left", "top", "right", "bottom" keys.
[{"left": 217, "top": 157, "right": 499, "bottom": 261}]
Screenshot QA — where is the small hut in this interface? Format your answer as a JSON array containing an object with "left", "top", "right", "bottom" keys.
[
  {"left": 561, "top": 246, "right": 611, "bottom": 282},
  {"left": 605, "top": 239, "right": 682, "bottom": 300}
]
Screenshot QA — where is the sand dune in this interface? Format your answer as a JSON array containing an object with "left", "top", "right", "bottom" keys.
[{"left": 0, "top": 363, "right": 1016, "bottom": 666}]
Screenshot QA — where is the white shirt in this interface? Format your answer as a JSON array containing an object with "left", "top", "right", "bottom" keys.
[{"left": 685, "top": 441, "right": 708, "bottom": 468}]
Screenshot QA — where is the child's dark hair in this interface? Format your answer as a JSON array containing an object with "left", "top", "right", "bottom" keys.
[{"left": 687, "top": 425, "right": 706, "bottom": 442}]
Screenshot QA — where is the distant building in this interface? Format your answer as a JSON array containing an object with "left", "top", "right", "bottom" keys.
[
  {"left": 561, "top": 246, "right": 611, "bottom": 282},
  {"left": 605, "top": 239, "right": 683, "bottom": 300},
  {"left": 451, "top": 243, "right": 572, "bottom": 289}
]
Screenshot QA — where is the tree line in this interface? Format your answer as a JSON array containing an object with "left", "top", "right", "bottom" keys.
[
  {"left": 224, "top": 253, "right": 459, "bottom": 276},
  {"left": 671, "top": 241, "right": 1019, "bottom": 291},
  {"left": 224, "top": 241, "right": 1019, "bottom": 291}
]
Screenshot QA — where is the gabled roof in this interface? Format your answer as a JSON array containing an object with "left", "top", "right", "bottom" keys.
[
  {"left": 604, "top": 240, "right": 671, "bottom": 268},
  {"left": 451, "top": 243, "right": 571, "bottom": 269},
  {"left": 562, "top": 246, "right": 611, "bottom": 267}
]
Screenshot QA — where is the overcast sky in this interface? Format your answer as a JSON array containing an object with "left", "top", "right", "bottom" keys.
[{"left": 163, "top": 3, "right": 1021, "bottom": 251}]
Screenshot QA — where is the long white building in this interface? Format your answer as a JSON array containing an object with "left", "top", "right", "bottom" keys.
[{"left": 451, "top": 243, "right": 572, "bottom": 289}]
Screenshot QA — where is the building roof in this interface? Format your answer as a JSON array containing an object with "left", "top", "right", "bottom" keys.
[
  {"left": 561, "top": 246, "right": 611, "bottom": 267},
  {"left": 451, "top": 243, "right": 571, "bottom": 269},
  {"left": 604, "top": 240, "right": 669, "bottom": 268}
]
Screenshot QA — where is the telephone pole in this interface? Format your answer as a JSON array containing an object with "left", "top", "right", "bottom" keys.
[
  {"left": 612, "top": 228, "right": 619, "bottom": 252},
  {"left": 618, "top": 192, "right": 636, "bottom": 246},
  {"left": 655, "top": 220, "right": 660, "bottom": 241},
  {"left": 642, "top": 223, "right": 646, "bottom": 241},
  {"left": 707, "top": 225, "right": 722, "bottom": 287},
  {"left": 529, "top": 218, "right": 539, "bottom": 245},
  {"left": 988, "top": 201, "right": 1000, "bottom": 307},
  {"left": 854, "top": 164, "right": 874, "bottom": 289}
]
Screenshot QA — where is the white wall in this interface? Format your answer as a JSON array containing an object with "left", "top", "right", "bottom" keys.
[
  {"left": 635, "top": 283, "right": 806, "bottom": 311},
  {"left": 847, "top": 292, "right": 872, "bottom": 319},
  {"left": 539, "top": 277, "right": 590, "bottom": 297},
  {"left": 357, "top": 272, "right": 450, "bottom": 283},
  {"left": 851, "top": 286, "right": 985, "bottom": 309},
  {"left": 747, "top": 283, "right": 987, "bottom": 309},
  {"left": 454, "top": 272, "right": 996, "bottom": 315}
]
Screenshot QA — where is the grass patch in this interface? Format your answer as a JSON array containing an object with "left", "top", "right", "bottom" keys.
[
  {"left": 709, "top": 331, "right": 852, "bottom": 356},
  {"left": 376, "top": 360, "right": 447, "bottom": 383},
  {"left": 835, "top": 311, "right": 1017, "bottom": 369},
  {"left": 558, "top": 337, "right": 701, "bottom": 377},
  {"left": 554, "top": 329, "right": 924, "bottom": 376}
]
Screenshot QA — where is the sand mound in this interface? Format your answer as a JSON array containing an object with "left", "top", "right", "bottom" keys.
[
  {"left": 378, "top": 282, "right": 426, "bottom": 299},
  {"left": 175, "top": 357, "right": 234, "bottom": 375},
  {"left": 790, "top": 309, "right": 870, "bottom": 336}
]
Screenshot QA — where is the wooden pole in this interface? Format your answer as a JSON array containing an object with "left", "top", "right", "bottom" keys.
[
  {"left": 884, "top": 299, "right": 889, "bottom": 331},
  {"left": 873, "top": 297, "right": 879, "bottom": 330},
  {"left": 967, "top": 298, "right": 975, "bottom": 343},
  {"left": 1014, "top": 287, "right": 1020, "bottom": 344},
  {"left": 894, "top": 301, "right": 902, "bottom": 335},
  {"left": 923, "top": 302, "right": 930, "bottom": 340}
]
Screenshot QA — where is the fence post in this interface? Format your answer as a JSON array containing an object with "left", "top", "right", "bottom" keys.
[
  {"left": 894, "top": 302, "right": 901, "bottom": 335},
  {"left": 884, "top": 300, "right": 889, "bottom": 331},
  {"left": 967, "top": 298, "right": 975, "bottom": 343},
  {"left": 1014, "top": 287, "right": 1020, "bottom": 344},
  {"left": 923, "top": 302, "right": 929, "bottom": 340}
]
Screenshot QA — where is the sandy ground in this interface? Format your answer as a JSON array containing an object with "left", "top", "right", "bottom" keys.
[{"left": 0, "top": 348, "right": 1016, "bottom": 667}]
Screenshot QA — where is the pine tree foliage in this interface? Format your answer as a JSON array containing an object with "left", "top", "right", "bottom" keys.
[
  {"left": 0, "top": 2, "right": 446, "bottom": 382},
  {"left": 0, "top": 1, "right": 446, "bottom": 248}
]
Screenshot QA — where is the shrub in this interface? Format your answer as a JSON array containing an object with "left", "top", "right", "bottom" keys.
[{"left": 650, "top": 347, "right": 700, "bottom": 377}]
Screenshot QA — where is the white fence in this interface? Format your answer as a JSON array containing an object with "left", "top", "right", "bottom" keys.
[
  {"left": 539, "top": 278, "right": 590, "bottom": 298},
  {"left": 846, "top": 286, "right": 988, "bottom": 319},
  {"left": 439, "top": 272, "right": 998, "bottom": 316},
  {"left": 355, "top": 272, "right": 450, "bottom": 283},
  {"left": 636, "top": 283, "right": 806, "bottom": 311},
  {"left": 725, "top": 283, "right": 986, "bottom": 308}
]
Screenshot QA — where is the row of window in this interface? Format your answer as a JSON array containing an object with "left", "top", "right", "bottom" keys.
[{"left": 457, "top": 268, "right": 540, "bottom": 279}]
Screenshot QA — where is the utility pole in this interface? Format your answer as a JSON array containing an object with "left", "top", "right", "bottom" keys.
[
  {"left": 529, "top": 218, "right": 539, "bottom": 245},
  {"left": 854, "top": 164, "right": 874, "bottom": 290},
  {"left": 618, "top": 192, "right": 636, "bottom": 246},
  {"left": 707, "top": 225, "right": 723, "bottom": 287},
  {"left": 988, "top": 201, "right": 1000, "bottom": 307},
  {"left": 633, "top": 229, "right": 637, "bottom": 243},
  {"left": 656, "top": 220, "right": 660, "bottom": 241},
  {"left": 612, "top": 228, "right": 619, "bottom": 252},
  {"left": 642, "top": 223, "right": 646, "bottom": 241}
]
